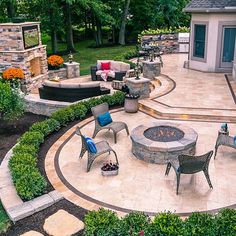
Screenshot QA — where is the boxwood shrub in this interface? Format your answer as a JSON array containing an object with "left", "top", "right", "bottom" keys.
[
  {"left": 9, "top": 91, "right": 125, "bottom": 200},
  {"left": 84, "top": 208, "right": 236, "bottom": 236}
]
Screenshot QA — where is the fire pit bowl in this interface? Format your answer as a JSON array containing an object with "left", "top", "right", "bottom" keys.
[{"left": 130, "top": 122, "right": 198, "bottom": 164}]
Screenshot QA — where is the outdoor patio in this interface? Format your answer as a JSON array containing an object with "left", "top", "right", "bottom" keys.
[{"left": 44, "top": 54, "right": 236, "bottom": 216}]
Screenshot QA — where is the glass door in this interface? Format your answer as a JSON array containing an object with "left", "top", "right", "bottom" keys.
[{"left": 220, "top": 27, "right": 236, "bottom": 68}]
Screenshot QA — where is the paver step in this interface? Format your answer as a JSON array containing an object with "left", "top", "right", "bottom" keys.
[{"left": 139, "top": 99, "right": 236, "bottom": 123}]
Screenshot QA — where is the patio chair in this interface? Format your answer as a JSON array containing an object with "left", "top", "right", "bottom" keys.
[
  {"left": 91, "top": 103, "right": 129, "bottom": 143},
  {"left": 165, "top": 150, "right": 213, "bottom": 194},
  {"left": 75, "top": 127, "right": 118, "bottom": 172}
]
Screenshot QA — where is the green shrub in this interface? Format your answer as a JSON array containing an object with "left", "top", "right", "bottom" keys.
[
  {"left": 29, "top": 118, "right": 60, "bottom": 137},
  {"left": 18, "top": 131, "right": 44, "bottom": 149},
  {"left": 14, "top": 167, "right": 47, "bottom": 200},
  {"left": 121, "top": 212, "right": 150, "bottom": 235},
  {"left": 84, "top": 208, "right": 119, "bottom": 236},
  {"left": 13, "top": 144, "right": 38, "bottom": 157},
  {"left": 9, "top": 153, "right": 37, "bottom": 169},
  {"left": 0, "top": 80, "right": 25, "bottom": 120},
  {"left": 70, "top": 103, "right": 88, "bottom": 119},
  {"left": 215, "top": 208, "right": 236, "bottom": 236},
  {"left": 111, "top": 91, "right": 125, "bottom": 105},
  {"left": 184, "top": 212, "right": 217, "bottom": 236},
  {"left": 147, "top": 212, "right": 184, "bottom": 236},
  {"left": 51, "top": 107, "right": 75, "bottom": 126},
  {"left": 81, "top": 97, "right": 104, "bottom": 112}
]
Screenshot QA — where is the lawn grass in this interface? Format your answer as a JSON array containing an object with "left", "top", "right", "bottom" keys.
[
  {"left": 0, "top": 201, "right": 11, "bottom": 233},
  {"left": 46, "top": 40, "right": 135, "bottom": 75}
]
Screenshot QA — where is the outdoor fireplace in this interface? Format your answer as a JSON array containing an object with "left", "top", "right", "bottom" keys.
[{"left": 130, "top": 122, "right": 198, "bottom": 164}]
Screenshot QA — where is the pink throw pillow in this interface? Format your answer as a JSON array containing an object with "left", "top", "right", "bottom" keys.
[{"left": 101, "top": 62, "right": 110, "bottom": 70}]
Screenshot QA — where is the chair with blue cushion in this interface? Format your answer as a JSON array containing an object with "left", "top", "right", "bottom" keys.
[
  {"left": 165, "top": 150, "right": 213, "bottom": 194},
  {"left": 76, "top": 126, "right": 118, "bottom": 172},
  {"left": 91, "top": 103, "right": 129, "bottom": 143}
]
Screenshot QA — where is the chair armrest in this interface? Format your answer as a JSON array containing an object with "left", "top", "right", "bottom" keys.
[
  {"left": 115, "top": 71, "right": 126, "bottom": 81},
  {"left": 91, "top": 65, "right": 98, "bottom": 81}
]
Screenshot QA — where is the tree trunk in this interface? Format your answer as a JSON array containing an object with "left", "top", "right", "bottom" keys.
[
  {"left": 112, "top": 25, "right": 116, "bottom": 44},
  {"left": 7, "top": 0, "right": 15, "bottom": 19},
  {"left": 91, "top": 13, "right": 99, "bottom": 46},
  {"left": 96, "top": 20, "right": 103, "bottom": 46},
  {"left": 51, "top": 30, "right": 58, "bottom": 54},
  {"left": 118, "top": 0, "right": 130, "bottom": 45},
  {"left": 63, "top": 2, "right": 76, "bottom": 52}
]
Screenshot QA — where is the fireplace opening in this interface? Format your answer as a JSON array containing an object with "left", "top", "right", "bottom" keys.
[
  {"left": 144, "top": 126, "right": 185, "bottom": 142},
  {"left": 30, "top": 57, "right": 42, "bottom": 77}
]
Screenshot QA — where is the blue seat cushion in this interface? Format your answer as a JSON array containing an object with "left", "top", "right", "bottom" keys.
[
  {"left": 97, "top": 112, "right": 113, "bottom": 127},
  {"left": 85, "top": 137, "right": 97, "bottom": 154}
]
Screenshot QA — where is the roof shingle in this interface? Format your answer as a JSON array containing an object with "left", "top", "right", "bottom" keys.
[{"left": 184, "top": 0, "right": 236, "bottom": 12}]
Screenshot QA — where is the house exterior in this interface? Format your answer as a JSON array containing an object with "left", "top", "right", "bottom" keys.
[{"left": 184, "top": 0, "right": 236, "bottom": 75}]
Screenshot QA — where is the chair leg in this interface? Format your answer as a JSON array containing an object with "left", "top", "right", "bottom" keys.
[
  {"left": 111, "top": 150, "right": 119, "bottom": 165},
  {"left": 79, "top": 146, "right": 86, "bottom": 158},
  {"left": 125, "top": 125, "right": 129, "bottom": 135},
  {"left": 203, "top": 169, "right": 213, "bottom": 189},
  {"left": 92, "top": 128, "right": 100, "bottom": 138},
  {"left": 113, "top": 131, "right": 117, "bottom": 143},
  {"left": 176, "top": 173, "right": 181, "bottom": 195},
  {"left": 87, "top": 155, "right": 96, "bottom": 172},
  {"left": 165, "top": 163, "right": 171, "bottom": 176},
  {"left": 214, "top": 145, "right": 218, "bottom": 159}
]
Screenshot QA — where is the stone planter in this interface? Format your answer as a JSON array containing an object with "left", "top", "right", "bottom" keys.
[
  {"left": 101, "top": 168, "right": 119, "bottom": 176},
  {"left": 124, "top": 97, "right": 139, "bottom": 113}
]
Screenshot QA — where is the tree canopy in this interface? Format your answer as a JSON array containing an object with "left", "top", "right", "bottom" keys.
[{"left": 0, "top": 0, "right": 190, "bottom": 50}]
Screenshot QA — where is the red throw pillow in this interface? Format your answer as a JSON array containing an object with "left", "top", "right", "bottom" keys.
[{"left": 101, "top": 62, "right": 110, "bottom": 70}]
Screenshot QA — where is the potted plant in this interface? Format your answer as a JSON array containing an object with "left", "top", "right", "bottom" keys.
[
  {"left": 47, "top": 55, "right": 64, "bottom": 70},
  {"left": 101, "top": 161, "right": 119, "bottom": 176},
  {"left": 124, "top": 93, "right": 140, "bottom": 113}
]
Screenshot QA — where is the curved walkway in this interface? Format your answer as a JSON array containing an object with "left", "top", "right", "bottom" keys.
[{"left": 45, "top": 109, "right": 236, "bottom": 216}]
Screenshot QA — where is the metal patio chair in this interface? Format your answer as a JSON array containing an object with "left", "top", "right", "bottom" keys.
[
  {"left": 91, "top": 103, "right": 129, "bottom": 143},
  {"left": 76, "top": 126, "right": 118, "bottom": 172},
  {"left": 165, "top": 150, "right": 214, "bottom": 194}
]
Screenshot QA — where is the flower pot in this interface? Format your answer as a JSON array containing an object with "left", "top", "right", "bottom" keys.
[
  {"left": 101, "top": 168, "right": 119, "bottom": 176},
  {"left": 124, "top": 97, "right": 139, "bottom": 113}
]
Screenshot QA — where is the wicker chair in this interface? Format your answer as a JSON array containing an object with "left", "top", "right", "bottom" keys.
[
  {"left": 91, "top": 103, "right": 129, "bottom": 143},
  {"left": 75, "top": 127, "right": 118, "bottom": 172},
  {"left": 165, "top": 150, "right": 214, "bottom": 194}
]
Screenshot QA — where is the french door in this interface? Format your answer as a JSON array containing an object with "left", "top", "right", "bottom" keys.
[{"left": 220, "top": 26, "right": 236, "bottom": 68}]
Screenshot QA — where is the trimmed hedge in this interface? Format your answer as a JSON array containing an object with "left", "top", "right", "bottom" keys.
[
  {"left": 9, "top": 91, "right": 125, "bottom": 200},
  {"left": 84, "top": 208, "right": 236, "bottom": 236}
]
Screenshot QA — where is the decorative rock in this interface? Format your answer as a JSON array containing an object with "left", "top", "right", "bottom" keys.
[
  {"left": 43, "top": 210, "right": 84, "bottom": 236},
  {"left": 20, "top": 230, "right": 44, "bottom": 236}
]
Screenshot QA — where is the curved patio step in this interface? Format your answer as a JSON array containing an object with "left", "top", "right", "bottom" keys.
[{"left": 139, "top": 99, "right": 236, "bottom": 123}]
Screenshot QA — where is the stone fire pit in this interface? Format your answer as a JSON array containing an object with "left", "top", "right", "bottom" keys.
[{"left": 130, "top": 122, "right": 198, "bottom": 164}]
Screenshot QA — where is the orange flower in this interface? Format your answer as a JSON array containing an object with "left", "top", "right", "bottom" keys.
[
  {"left": 2, "top": 68, "right": 25, "bottom": 80},
  {"left": 47, "top": 55, "right": 64, "bottom": 67}
]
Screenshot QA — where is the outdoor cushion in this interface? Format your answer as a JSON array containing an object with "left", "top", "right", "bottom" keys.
[
  {"left": 108, "top": 71, "right": 115, "bottom": 78},
  {"left": 97, "top": 112, "right": 113, "bottom": 127},
  {"left": 96, "top": 70, "right": 103, "bottom": 76},
  {"left": 120, "top": 62, "right": 130, "bottom": 71},
  {"left": 79, "top": 82, "right": 100, "bottom": 88},
  {"left": 110, "top": 61, "right": 122, "bottom": 71},
  {"left": 43, "top": 80, "right": 61, "bottom": 88},
  {"left": 97, "top": 60, "right": 113, "bottom": 70},
  {"left": 60, "top": 83, "right": 80, "bottom": 89},
  {"left": 85, "top": 137, "right": 97, "bottom": 154},
  {"left": 101, "top": 62, "right": 110, "bottom": 70}
]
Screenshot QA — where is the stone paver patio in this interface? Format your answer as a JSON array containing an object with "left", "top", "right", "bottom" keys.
[
  {"left": 43, "top": 54, "right": 236, "bottom": 217},
  {"left": 45, "top": 110, "right": 236, "bottom": 216}
]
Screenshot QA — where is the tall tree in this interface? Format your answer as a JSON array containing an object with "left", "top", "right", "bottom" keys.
[{"left": 118, "top": 0, "right": 130, "bottom": 45}]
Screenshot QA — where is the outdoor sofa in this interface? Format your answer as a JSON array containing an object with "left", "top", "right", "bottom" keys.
[
  {"left": 91, "top": 60, "right": 130, "bottom": 81},
  {"left": 39, "top": 80, "right": 110, "bottom": 102}
]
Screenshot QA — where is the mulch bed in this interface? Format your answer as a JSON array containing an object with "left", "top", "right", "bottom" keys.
[{"left": 1, "top": 113, "right": 90, "bottom": 235}]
